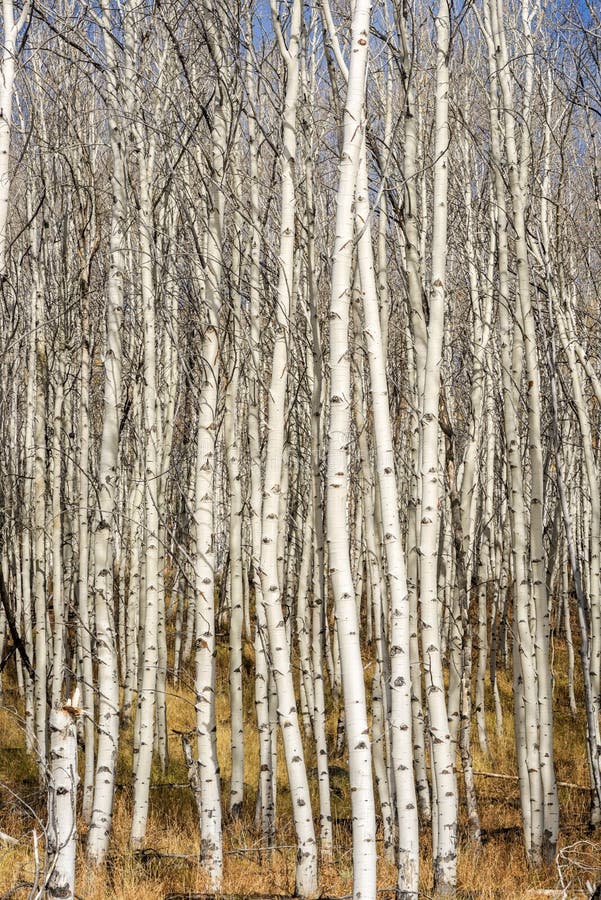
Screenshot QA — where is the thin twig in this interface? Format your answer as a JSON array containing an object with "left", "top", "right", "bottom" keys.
[{"left": 474, "top": 771, "right": 590, "bottom": 791}]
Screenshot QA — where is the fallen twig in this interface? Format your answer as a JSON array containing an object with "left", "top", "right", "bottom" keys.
[
  {"left": 0, "top": 831, "right": 18, "bottom": 845},
  {"left": 474, "top": 771, "right": 590, "bottom": 791}
]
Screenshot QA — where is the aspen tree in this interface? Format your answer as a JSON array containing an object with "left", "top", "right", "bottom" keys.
[
  {"left": 87, "top": 0, "right": 128, "bottom": 862},
  {"left": 356, "top": 140, "right": 419, "bottom": 896},
  {"left": 546, "top": 309, "right": 601, "bottom": 821},
  {"left": 554, "top": 292, "right": 601, "bottom": 743},
  {"left": 74, "top": 177, "right": 98, "bottom": 824},
  {"left": 155, "top": 208, "right": 180, "bottom": 774},
  {"left": 326, "top": 1, "right": 377, "bottom": 895},
  {"left": 494, "top": 0, "right": 558, "bottom": 858},
  {"left": 304, "top": 170, "right": 333, "bottom": 855},
  {"left": 131, "top": 58, "right": 161, "bottom": 847},
  {"left": 439, "top": 390, "right": 481, "bottom": 845},
  {"left": 21, "top": 314, "right": 36, "bottom": 755},
  {"left": 479, "top": 0, "right": 558, "bottom": 859},
  {"left": 50, "top": 362, "right": 65, "bottom": 709},
  {"left": 296, "top": 500, "right": 315, "bottom": 739},
  {"left": 418, "top": 1, "right": 458, "bottom": 889},
  {"left": 46, "top": 692, "right": 81, "bottom": 900},
  {"left": 30, "top": 197, "right": 48, "bottom": 782},
  {"left": 405, "top": 338, "right": 431, "bottom": 825},
  {"left": 473, "top": 223, "right": 497, "bottom": 753},
  {"left": 243, "top": 10, "right": 275, "bottom": 843},
  {"left": 191, "top": 4, "right": 231, "bottom": 883},
  {"left": 538, "top": 84, "right": 601, "bottom": 809},
  {"left": 478, "top": 0, "right": 545, "bottom": 861},
  {"left": 0, "top": 0, "right": 30, "bottom": 274},
  {"left": 225, "top": 166, "right": 245, "bottom": 819},
  {"left": 258, "top": 0, "right": 318, "bottom": 892},
  {"left": 352, "top": 345, "right": 394, "bottom": 864},
  {"left": 296, "top": 19, "right": 334, "bottom": 848},
  {"left": 456, "top": 131, "right": 492, "bottom": 757},
  {"left": 123, "top": 465, "right": 143, "bottom": 725},
  {"left": 393, "top": 13, "right": 432, "bottom": 826}
]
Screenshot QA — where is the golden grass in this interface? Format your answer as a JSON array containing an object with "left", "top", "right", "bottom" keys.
[{"left": 0, "top": 638, "right": 597, "bottom": 899}]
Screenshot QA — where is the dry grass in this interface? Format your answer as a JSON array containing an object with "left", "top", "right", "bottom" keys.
[{"left": 0, "top": 638, "right": 597, "bottom": 899}]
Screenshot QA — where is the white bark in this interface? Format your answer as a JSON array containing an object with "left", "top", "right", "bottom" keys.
[
  {"left": 0, "top": 0, "right": 30, "bottom": 273},
  {"left": 356, "top": 141, "right": 419, "bottom": 897},
  {"left": 304, "top": 182, "right": 333, "bottom": 851},
  {"left": 87, "top": 0, "right": 128, "bottom": 861},
  {"left": 259, "top": 0, "right": 317, "bottom": 893},
  {"left": 418, "top": 2, "right": 458, "bottom": 890},
  {"left": 46, "top": 694, "right": 81, "bottom": 900},
  {"left": 192, "top": 16, "right": 229, "bottom": 883},
  {"left": 76, "top": 259, "right": 95, "bottom": 823},
  {"left": 131, "top": 116, "right": 160, "bottom": 848},
  {"left": 244, "top": 12, "right": 274, "bottom": 844},
  {"left": 225, "top": 172, "right": 244, "bottom": 818},
  {"left": 50, "top": 363, "right": 65, "bottom": 709},
  {"left": 30, "top": 201, "right": 47, "bottom": 783},
  {"left": 326, "top": 2, "right": 377, "bottom": 896}
]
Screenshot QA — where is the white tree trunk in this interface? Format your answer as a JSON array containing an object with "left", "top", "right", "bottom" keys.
[
  {"left": 87, "top": 0, "right": 128, "bottom": 861},
  {"left": 131, "top": 125, "right": 160, "bottom": 848},
  {"left": 50, "top": 363, "right": 65, "bottom": 709},
  {"left": 0, "top": 0, "right": 29, "bottom": 274},
  {"left": 225, "top": 177, "right": 244, "bottom": 818},
  {"left": 46, "top": 694, "right": 81, "bottom": 900},
  {"left": 356, "top": 141, "right": 419, "bottom": 896},
  {"left": 192, "top": 25, "right": 229, "bottom": 881},
  {"left": 30, "top": 203, "right": 48, "bottom": 783},
  {"left": 417, "top": 2, "right": 458, "bottom": 892},
  {"left": 76, "top": 266, "right": 95, "bottom": 823},
  {"left": 326, "top": 3, "right": 377, "bottom": 896},
  {"left": 258, "top": 1, "right": 317, "bottom": 893}
]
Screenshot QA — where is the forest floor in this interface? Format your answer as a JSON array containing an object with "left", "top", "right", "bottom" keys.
[{"left": 0, "top": 639, "right": 598, "bottom": 899}]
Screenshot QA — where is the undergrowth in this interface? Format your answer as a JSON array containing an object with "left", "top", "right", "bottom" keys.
[{"left": 0, "top": 637, "right": 597, "bottom": 899}]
